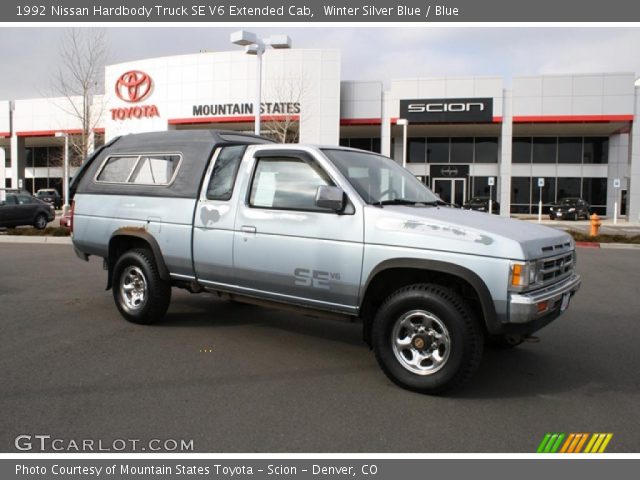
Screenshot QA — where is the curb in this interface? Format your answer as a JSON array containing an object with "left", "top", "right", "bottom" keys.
[
  {"left": 0, "top": 235, "right": 72, "bottom": 245},
  {"left": 576, "top": 241, "right": 640, "bottom": 250},
  {"left": 575, "top": 242, "right": 600, "bottom": 248}
]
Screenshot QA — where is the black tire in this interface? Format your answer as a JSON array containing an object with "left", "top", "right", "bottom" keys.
[
  {"left": 372, "top": 283, "right": 483, "bottom": 395},
  {"left": 112, "top": 248, "right": 171, "bottom": 324},
  {"left": 34, "top": 213, "right": 48, "bottom": 230}
]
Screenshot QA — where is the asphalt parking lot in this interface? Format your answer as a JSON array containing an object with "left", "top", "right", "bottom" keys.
[{"left": 1, "top": 243, "right": 639, "bottom": 453}]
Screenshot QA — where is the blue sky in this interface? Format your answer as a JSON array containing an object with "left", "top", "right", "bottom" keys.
[{"left": 1, "top": 27, "right": 639, "bottom": 99}]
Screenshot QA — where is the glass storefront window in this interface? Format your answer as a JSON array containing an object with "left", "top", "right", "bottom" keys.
[
  {"left": 338, "top": 138, "right": 381, "bottom": 154},
  {"left": 427, "top": 138, "right": 449, "bottom": 163},
  {"left": 583, "top": 137, "right": 609, "bottom": 164},
  {"left": 475, "top": 137, "right": 498, "bottom": 163},
  {"left": 582, "top": 177, "right": 607, "bottom": 206},
  {"left": 450, "top": 137, "right": 473, "bottom": 163},
  {"left": 558, "top": 137, "right": 582, "bottom": 164},
  {"left": 556, "top": 177, "right": 581, "bottom": 199},
  {"left": 349, "top": 138, "right": 373, "bottom": 151},
  {"left": 532, "top": 137, "right": 557, "bottom": 163},
  {"left": 471, "top": 176, "right": 497, "bottom": 201},
  {"left": 512, "top": 137, "right": 532, "bottom": 163},
  {"left": 511, "top": 176, "right": 531, "bottom": 206},
  {"left": 407, "top": 138, "right": 426, "bottom": 163}
]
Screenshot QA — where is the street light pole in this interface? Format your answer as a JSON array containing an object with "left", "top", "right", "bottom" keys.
[
  {"left": 230, "top": 30, "right": 292, "bottom": 137},
  {"left": 56, "top": 131, "right": 70, "bottom": 212},
  {"left": 254, "top": 46, "right": 264, "bottom": 136},
  {"left": 397, "top": 118, "right": 408, "bottom": 168}
]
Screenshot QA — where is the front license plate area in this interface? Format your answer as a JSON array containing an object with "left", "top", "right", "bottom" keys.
[{"left": 560, "top": 292, "right": 571, "bottom": 312}]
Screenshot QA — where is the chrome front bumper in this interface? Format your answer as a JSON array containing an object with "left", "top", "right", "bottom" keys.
[{"left": 508, "top": 273, "right": 582, "bottom": 324}]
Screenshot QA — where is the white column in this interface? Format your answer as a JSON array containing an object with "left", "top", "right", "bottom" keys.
[
  {"left": 499, "top": 88, "right": 513, "bottom": 217},
  {"left": 10, "top": 134, "right": 25, "bottom": 190},
  {"left": 0, "top": 147, "right": 5, "bottom": 201},
  {"left": 380, "top": 90, "right": 392, "bottom": 157},
  {"left": 628, "top": 86, "right": 640, "bottom": 224},
  {"left": 606, "top": 134, "right": 628, "bottom": 219}
]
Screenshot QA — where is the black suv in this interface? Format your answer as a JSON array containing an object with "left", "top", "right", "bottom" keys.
[
  {"left": 0, "top": 192, "right": 55, "bottom": 229},
  {"left": 36, "top": 188, "right": 62, "bottom": 209},
  {"left": 549, "top": 197, "right": 590, "bottom": 221},
  {"left": 462, "top": 196, "right": 500, "bottom": 214}
]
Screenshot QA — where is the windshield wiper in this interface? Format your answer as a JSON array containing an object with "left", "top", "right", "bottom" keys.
[
  {"left": 421, "top": 200, "right": 452, "bottom": 206},
  {"left": 371, "top": 199, "right": 436, "bottom": 207}
]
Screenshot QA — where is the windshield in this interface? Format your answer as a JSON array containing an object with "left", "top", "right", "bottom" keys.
[
  {"left": 321, "top": 149, "right": 439, "bottom": 205},
  {"left": 559, "top": 198, "right": 578, "bottom": 205}
]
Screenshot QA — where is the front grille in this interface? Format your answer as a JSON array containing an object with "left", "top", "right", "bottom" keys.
[{"left": 537, "top": 252, "right": 574, "bottom": 286}]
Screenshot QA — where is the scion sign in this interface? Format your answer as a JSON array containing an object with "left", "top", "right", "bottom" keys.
[{"left": 400, "top": 98, "right": 493, "bottom": 123}]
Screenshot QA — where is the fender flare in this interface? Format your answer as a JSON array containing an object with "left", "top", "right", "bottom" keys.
[
  {"left": 361, "top": 258, "right": 500, "bottom": 333},
  {"left": 106, "top": 228, "right": 170, "bottom": 290}
]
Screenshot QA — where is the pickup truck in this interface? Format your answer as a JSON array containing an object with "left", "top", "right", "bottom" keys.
[{"left": 70, "top": 130, "right": 581, "bottom": 394}]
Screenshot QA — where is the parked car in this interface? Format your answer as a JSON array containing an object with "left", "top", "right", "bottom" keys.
[
  {"left": 70, "top": 130, "right": 580, "bottom": 394},
  {"left": 59, "top": 210, "right": 72, "bottom": 229},
  {"left": 462, "top": 196, "right": 500, "bottom": 214},
  {"left": 36, "top": 188, "right": 62, "bottom": 209},
  {"left": 0, "top": 192, "right": 55, "bottom": 229},
  {"left": 549, "top": 197, "right": 590, "bottom": 221}
]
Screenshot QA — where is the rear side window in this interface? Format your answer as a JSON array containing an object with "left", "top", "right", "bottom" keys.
[
  {"left": 17, "top": 195, "right": 34, "bottom": 205},
  {"left": 130, "top": 155, "right": 180, "bottom": 185},
  {"left": 206, "top": 146, "right": 246, "bottom": 201},
  {"left": 3, "top": 195, "right": 18, "bottom": 205},
  {"left": 96, "top": 154, "right": 181, "bottom": 185}
]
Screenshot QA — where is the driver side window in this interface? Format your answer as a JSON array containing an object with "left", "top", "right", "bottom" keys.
[{"left": 249, "top": 157, "right": 334, "bottom": 212}]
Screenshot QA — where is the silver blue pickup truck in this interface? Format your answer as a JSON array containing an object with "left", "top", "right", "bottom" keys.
[{"left": 70, "top": 130, "right": 581, "bottom": 394}]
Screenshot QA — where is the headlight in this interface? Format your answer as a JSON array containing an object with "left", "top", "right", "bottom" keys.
[{"left": 509, "top": 261, "right": 538, "bottom": 291}]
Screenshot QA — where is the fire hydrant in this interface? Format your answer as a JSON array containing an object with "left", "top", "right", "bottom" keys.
[{"left": 590, "top": 212, "right": 602, "bottom": 237}]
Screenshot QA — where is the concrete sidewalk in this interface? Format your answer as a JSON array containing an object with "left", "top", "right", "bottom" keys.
[
  {"left": 519, "top": 217, "right": 640, "bottom": 237},
  {"left": 0, "top": 235, "right": 72, "bottom": 245}
]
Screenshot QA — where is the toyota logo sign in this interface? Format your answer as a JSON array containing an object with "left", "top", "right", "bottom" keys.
[{"left": 115, "top": 70, "right": 153, "bottom": 103}]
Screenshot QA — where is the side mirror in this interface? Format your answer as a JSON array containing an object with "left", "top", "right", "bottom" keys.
[{"left": 315, "top": 185, "right": 344, "bottom": 211}]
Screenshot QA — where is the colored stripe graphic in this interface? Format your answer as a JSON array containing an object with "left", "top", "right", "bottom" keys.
[
  {"left": 537, "top": 433, "right": 565, "bottom": 453},
  {"left": 584, "top": 433, "right": 614, "bottom": 453},
  {"left": 537, "top": 433, "right": 613, "bottom": 453}
]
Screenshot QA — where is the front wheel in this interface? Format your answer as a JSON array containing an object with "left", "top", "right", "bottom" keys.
[
  {"left": 112, "top": 248, "right": 171, "bottom": 324},
  {"left": 372, "top": 284, "right": 483, "bottom": 394},
  {"left": 34, "top": 213, "right": 48, "bottom": 230}
]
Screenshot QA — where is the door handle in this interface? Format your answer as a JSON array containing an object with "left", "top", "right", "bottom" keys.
[{"left": 240, "top": 225, "right": 257, "bottom": 234}]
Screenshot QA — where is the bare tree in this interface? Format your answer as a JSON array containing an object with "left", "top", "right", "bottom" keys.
[
  {"left": 262, "top": 76, "right": 309, "bottom": 143},
  {"left": 52, "top": 29, "right": 107, "bottom": 165}
]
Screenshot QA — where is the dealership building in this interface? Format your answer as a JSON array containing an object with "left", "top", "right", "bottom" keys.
[{"left": 1, "top": 48, "right": 640, "bottom": 221}]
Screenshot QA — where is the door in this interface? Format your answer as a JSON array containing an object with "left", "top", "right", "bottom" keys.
[
  {"left": 15, "top": 194, "right": 38, "bottom": 224},
  {"left": 432, "top": 178, "right": 466, "bottom": 206},
  {"left": 232, "top": 150, "right": 364, "bottom": 312},
  {"left": 193, "top": 145, "right": 248, "bottom": 284},
  {"left": 0, "top": 194, "right": 19, "bottom": 226}
]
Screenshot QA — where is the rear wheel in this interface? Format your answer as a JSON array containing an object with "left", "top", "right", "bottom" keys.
[
  {"left": 112, "top": 248, "right": 171, "bottom": 324},
  {"left": 372, "top": 283, "right": 483, "bottom": 394},
  {"left": 34, "top": 214, "right": 47, "bottom": 230}
]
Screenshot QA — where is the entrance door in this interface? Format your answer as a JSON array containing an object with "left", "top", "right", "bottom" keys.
[{"left": 432, "top": 178, "right": 466, "bottom": 206}]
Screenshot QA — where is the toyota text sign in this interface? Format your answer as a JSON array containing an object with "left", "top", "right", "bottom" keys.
[{"left": 400, "top": 98, "right": 493, "bottom": 123}]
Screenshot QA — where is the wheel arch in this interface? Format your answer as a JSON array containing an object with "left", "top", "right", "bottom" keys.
[
  {"left": 360, "top": 258, "right": 499, "bottom": 346},
  {"left": 106, "top": 229, "right": 170, "bottom": 290}
]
